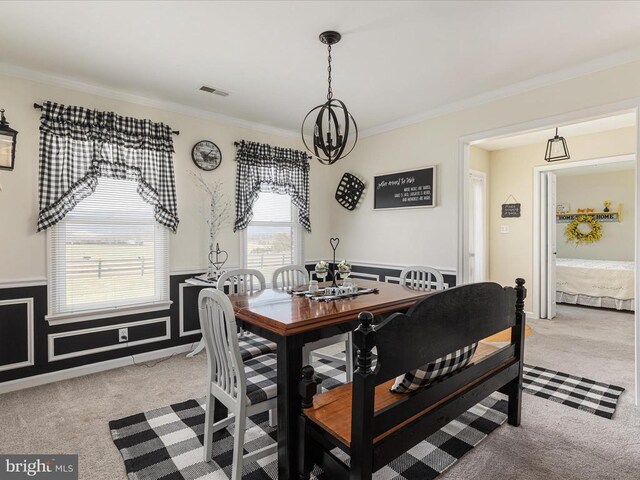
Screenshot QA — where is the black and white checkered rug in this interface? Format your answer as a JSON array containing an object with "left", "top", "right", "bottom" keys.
[
  {"left": 523, "top": 364, "right": 624, "bottom": 419},
  {"left": 109, "top": 358, "right": 508, "bottom": 480}
]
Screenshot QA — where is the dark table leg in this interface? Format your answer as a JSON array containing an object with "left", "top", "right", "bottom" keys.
[
  {"left": 213, "top": 398, "right": 228, "bottom": 422},
  {"left": 277, "top": 334, "right": 303, "bottom": 480}
]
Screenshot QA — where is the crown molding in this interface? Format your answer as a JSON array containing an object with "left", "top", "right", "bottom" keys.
[
  {"left": 4, "top": 43, "right": 640, "bottom": 142},
  {"left": 0, "top": 62, "right": 299, "bottom": 139},
  {"left": 359, "top": 45, "right": 640, "bottom": 138}
]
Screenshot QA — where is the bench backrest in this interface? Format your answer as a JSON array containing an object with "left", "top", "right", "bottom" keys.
[
  {"left": 348, "top": 278, "right": 526, "bottom": 463},
  {"left": 372, "top": 281, "right": 517, "bottom": 385}
]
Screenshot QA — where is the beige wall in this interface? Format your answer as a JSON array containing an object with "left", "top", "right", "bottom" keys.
[
  {"left": 329, "top": 60, "right": 640, "bottom": 307},
  {"left": 487, "top": 127, "right": 636, "bottom": 308},
  {"left": 556, "top": 170, "right": 635, "bottom": 261},
  {"left": 469, "top": 146, "right": 490, "bottom": 174},
  {"left": 0, "top": 74, "right": 332, "bottom": 283}
]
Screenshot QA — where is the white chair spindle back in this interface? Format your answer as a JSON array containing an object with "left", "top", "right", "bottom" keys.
[
  {"left": 400, "top": 266, "right": 445, "bottom": 291},
  {"left": 199, "top": 288, "right": 246, "bottom": 401},
  {"left": 217, "top": 269, "right": 266, "bottom": 295},
  {"left": 272, "top": 265, "right": 309, "bottom": 289}
]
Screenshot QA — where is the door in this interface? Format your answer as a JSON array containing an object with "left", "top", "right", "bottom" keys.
[
  {"left": 546, "top": 172, "right": 558, "bottom": 319},
  {"left": 468, "top": 171, "right": 487, "bottom": 283}
]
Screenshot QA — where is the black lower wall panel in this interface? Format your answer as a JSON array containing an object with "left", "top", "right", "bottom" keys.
[
  {"left": 305, "top": 262, "right": 457, "bottom": 288},
  {"left": 0, "top": 273, "right": 204, "bottom": 384},
  {"left": 0, "top": 302, "right": 29, "bottom": 367}
]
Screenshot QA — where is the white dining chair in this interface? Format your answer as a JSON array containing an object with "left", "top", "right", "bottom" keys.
[
  {"left": 199, "top": 288, "right": 278, "bottom": 480},
  {"left": 188, "top": 269, "right": 276, "bottom": 360},
  {"left": 272, "top": 264, "right": 309, "bottom": 289},
  {"left": 400, "top": 266, "right": 445, "bottom": 291},
  {"left": 217, "top": 268, "right": 266, "bottom": 294}
]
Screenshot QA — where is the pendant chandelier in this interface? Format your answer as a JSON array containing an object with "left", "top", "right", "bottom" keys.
[
  {"left": 544, "top": 127, "right": 570, "bottom": 162},
  {"left": 301, "top": 31, "right": 358, "bottom": 165}
]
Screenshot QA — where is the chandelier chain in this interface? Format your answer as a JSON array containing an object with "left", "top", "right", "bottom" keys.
[{"left": 327, "top": 45, "right": 333, "bottom": 101}]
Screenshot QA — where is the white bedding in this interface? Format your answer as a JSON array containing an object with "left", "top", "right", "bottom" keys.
[{"left": 556, "top": 258, "right": 635, "bottom": 311}]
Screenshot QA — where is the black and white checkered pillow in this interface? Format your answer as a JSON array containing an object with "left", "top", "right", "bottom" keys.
[{"left": 391, "top": 343, "right": 478, "bottom": 393}]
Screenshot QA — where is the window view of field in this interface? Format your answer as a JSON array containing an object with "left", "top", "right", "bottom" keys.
[
  {"left": 64, "top": 238, "right": 156, "bottom": 307},
  {"left": 247, "top": 225, "right": 294, "bottom": 283},
  {"left": 247, "top": 191, "right": 297, "bottom": 283}
]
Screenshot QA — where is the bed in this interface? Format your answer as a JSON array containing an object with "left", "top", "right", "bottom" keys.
[{"left": 556, "top": 258, "right": 635, "bottom": 311}]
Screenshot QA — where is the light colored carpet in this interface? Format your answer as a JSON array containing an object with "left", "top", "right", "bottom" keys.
[{"left": 0, "top": 305, "right": 639, "bottom": 479}]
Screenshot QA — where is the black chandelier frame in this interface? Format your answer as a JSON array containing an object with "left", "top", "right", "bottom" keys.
[{"left": 301, "top": 31, "right": 358, "bottom": 165}]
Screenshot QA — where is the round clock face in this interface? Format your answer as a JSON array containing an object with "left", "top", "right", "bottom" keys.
[{"left": 191, "top": 140, "right": 222, "bottom": 171}]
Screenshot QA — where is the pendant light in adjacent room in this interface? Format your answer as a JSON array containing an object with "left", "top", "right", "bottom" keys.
[
  {"left": 544, "top": 127, "right": 570, "bottom": 162},
  {"left": 301, "top": 31, "right": 358, "bottom": 165}
]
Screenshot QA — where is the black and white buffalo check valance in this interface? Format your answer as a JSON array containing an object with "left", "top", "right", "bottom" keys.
[
  {"left": 234, "top": 140, "right": 311, "bottom": 232},
  {"left": 37, "top": 101, "right": 179, "bottom": 232}
]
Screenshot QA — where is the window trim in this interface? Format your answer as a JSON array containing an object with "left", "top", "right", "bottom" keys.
[
  {"left": 240, "top": 193, "right": 304, "bottom": 278},
  {"left": 45, "top": 180, "right": 171, "bottom": 323},
  {"left": 45, "top": 300, "right": 173, "bottom": 326}
]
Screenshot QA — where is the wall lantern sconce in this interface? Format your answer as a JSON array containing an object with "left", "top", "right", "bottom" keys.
[
  {"left": 544, "top": 127, "right": 570, "bottom": 162},
  {"left": 0, "top": 109, "right": 18, "bottom": 171},
  {"left": 301, "top": 31, "right": 358, "bottom": 165}
]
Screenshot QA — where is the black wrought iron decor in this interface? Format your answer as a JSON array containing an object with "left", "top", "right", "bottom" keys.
[
  {"left": 208, "top": 243, "right": 228, "bottom": 275},
  {"left": 0, "top": 109, "right": 18, "bottom": 171},
  {"left": 335, "top": 172, "right": 365, "bottom": 210},
  {"left": 301, "top": 31, "right": 358, "bottom": 165},
  {"left": 329, "top": 237, "right": 340, "bottom": 287},
  {"left": 545, "top": 128, "right": 570, "bottom": 162}
]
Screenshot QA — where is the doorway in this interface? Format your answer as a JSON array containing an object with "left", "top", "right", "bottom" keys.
[
  {"left": 458, "top": 102, "right": 640, "bottom": 406},
  {"left": 535, "top": 155, "right": 636, "bottom": 319}
]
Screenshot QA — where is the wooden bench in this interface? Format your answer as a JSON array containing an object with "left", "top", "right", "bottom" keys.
[{"left": 298, "top": 279, "right": 526, "bottom": 480}]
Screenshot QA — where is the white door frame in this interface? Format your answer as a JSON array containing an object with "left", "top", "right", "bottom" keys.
[
  {"left": 458, "top": 99, "right": 640, "bottom": 406},
  {"left": 468, "top": 169, "right": 488, "bottom": 282},
  {"left": 533, "top": 154, "right": 635, "bottom": 319}
]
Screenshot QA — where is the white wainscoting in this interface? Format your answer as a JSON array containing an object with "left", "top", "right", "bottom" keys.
[
  {"left": 47, "top": 316, "right": 171, "bottom": 362},
  {"left": 0, "top": 297, "right": 34, "bottom": 372}
]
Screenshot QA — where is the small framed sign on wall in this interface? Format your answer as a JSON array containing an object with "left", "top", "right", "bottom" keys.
[
  {"left": 501, "top": 194, "right": 521, "bottom": 218},
  {"left": 374, "top": 166, "right": 436, "bottom": 210}
]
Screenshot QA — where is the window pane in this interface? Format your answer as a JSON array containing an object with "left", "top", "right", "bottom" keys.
[
  {"left": 49, "top": 178, "right": 168, "bottom": 315},
  {"left": 252, "top": 191, "right": 292, "bottom": 222},
  {"left": 247, "top": 225, "right": 294, "bottom": 282}
]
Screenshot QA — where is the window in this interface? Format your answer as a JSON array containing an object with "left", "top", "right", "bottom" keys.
[
  {"left": 47, "top": 178, "right": 169, "bottom": 319},
  {"left": 242, "top": 191, "right": 303, "bottom": 285}
]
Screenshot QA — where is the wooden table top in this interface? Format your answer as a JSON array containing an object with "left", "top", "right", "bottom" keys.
[{"left": 227, "top": 279, "right": 432, "bottom": 336}]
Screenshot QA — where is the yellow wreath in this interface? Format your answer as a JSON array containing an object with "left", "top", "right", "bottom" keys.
[{"left": 565, "top": 215, "right": 603, "bottom": 245}]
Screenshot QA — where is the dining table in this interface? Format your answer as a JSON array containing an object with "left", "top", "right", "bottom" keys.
[{"left": 225, "top": 278, "right": 433, "bottom": 480}]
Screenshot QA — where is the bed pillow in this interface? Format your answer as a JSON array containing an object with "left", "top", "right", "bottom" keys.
[{"left": 390, "top": 343, "right": 479, "bottom": 393}]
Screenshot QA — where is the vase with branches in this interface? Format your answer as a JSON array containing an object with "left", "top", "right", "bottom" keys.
[{"left": 189, "top": 170, "right": 231, "bottom": 280}]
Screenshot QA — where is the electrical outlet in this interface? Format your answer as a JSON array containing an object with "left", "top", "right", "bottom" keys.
[
  {"left": 119, "top": 328, "right": 128, "bottom": 343},
  {"left": 500, "top": 225, "right": 510, "bottom": 234}
]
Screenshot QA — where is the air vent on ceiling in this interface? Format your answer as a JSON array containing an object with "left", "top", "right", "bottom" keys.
[{"left": 199, "top": 85, "right": 229, "bottom": 96}]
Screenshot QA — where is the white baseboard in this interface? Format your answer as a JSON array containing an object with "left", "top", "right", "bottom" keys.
[{"left": 0, "top": 343, "right": 196, "bottom": 395}]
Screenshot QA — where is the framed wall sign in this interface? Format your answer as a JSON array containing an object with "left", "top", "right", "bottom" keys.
[
  {"left": 373, "top": 166, "right": 436, "bottom": 210},
  {"left": 501, "top": 194, "right": 521, "bottom": 218}
]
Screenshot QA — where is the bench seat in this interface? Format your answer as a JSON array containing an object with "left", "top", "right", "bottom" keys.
[{"left": 305, "top": 343, "right": 502, "bottom": 446}]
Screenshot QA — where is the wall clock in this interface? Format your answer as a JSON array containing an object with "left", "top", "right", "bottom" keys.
[{"left": 192, "top": 140, "right": 222, "bottom": 171}]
